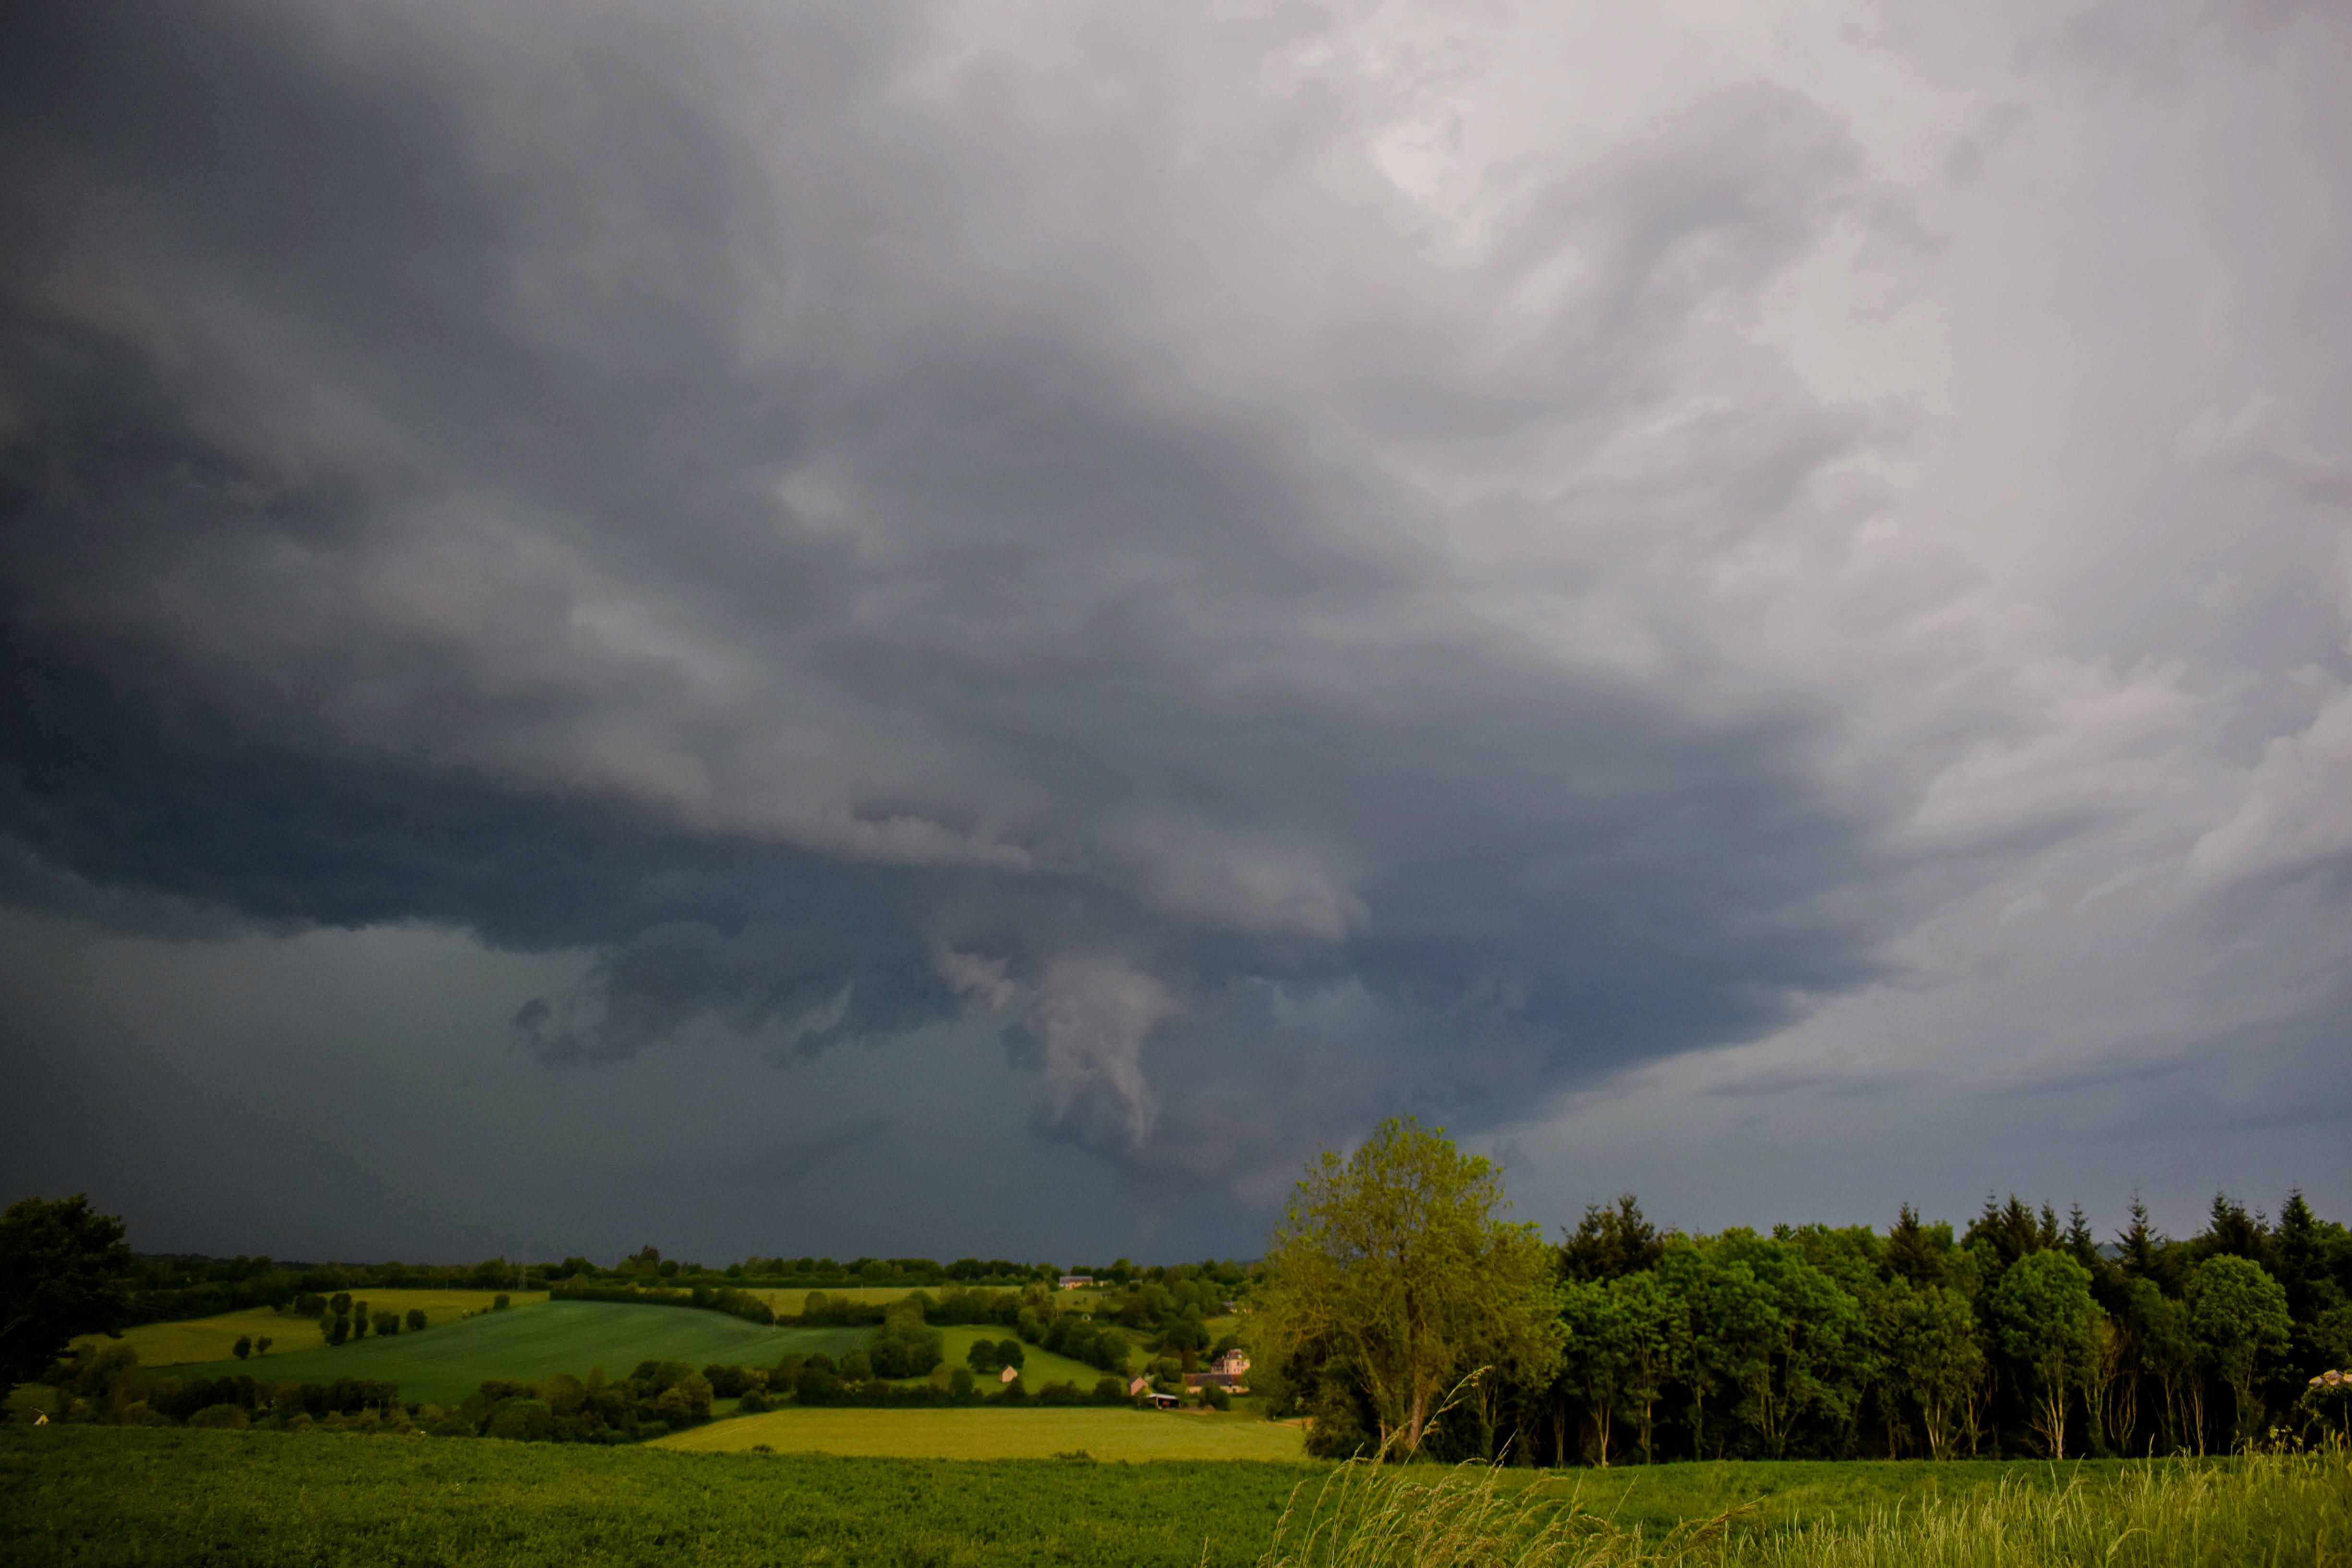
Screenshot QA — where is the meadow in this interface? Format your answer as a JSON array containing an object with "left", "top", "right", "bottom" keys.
[
  {"left": 4, "top": 1427, "right": 2345, "bottom": 1568},
  {"left": 70, "top": 1289, "right": 549, "bottom": 1369},
  {"left": 155, "top": 1301, "right": 863, "bottom": 1407},
  {"left": 656, "top": 1404, "right": 1308, "bottom": 1460}
]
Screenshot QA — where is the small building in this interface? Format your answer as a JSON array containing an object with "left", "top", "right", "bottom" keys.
[
  {"left": 1128, "top": 1376, "right": 1152, "bottom": 1397},
  {"left": 1145, "top": 1391, "right": 1181, "bottom": 1410},
  {"left": 999, "top": 1365, "right": 1020, "bottom": 1384},
  {"left": 1183, "top": 1348, "right": 1251, "bottom": 1393},
  {"left": 1057, "top": 1275, "right": 1094, "bottom": 1290}
]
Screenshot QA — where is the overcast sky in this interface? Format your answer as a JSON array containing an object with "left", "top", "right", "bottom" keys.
[{"left": 2, "top": 0, "right": 2346, "bottom": 1267}]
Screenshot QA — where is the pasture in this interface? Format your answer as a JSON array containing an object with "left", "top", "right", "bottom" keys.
[
  {"left": 656, "top": 1405, "right": 1309, "bottom": 1461},
  {"left": 932, "top": 1324, "right": 1109, "bottom": 1390},
  {"left": 5, "top": 1427, "right": 2345, "bottom": 1568},
  {"left": 0, "top": 1426, "right": 1310, "bottom": 1568},
  {"left": 73, "top": 1290, "right": 548, "bottom": 1369},
  {"left": 158, "top": 1302, "right": 855, "bottom": 1406}
]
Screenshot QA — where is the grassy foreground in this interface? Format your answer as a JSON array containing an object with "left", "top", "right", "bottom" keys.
[
  {"left": 157, "top": 1301, "right": 845, "bottom": 1406},
  {"left": 656, "top": 1404, "right": 1309, "bottom": 1460},
  {"left": 1261, "top": 1450, "right": 2352, "bottom": 1566},
  {"left": 3, "top": 1428, "right": 2343, "bottom": 1567},
  {"left": 0, "top": 1426, "right": 1309, "bottom": 1567}
]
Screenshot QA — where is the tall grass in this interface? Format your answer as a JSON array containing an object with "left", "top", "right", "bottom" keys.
[{"left": 1257, "top": 1447, "right": 2352, "bottom": 1568}]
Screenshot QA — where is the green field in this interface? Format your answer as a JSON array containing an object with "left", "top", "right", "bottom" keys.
[
  {"left": 0, "top": 1427, "right": 1311, "bottom": 1567},
  {"left": 656, "top": 1405, "right": 1308, "bottom": 1460},
  {"left": 746, "top": 1284, "right": 956, "bottom": 1312},
  {"left": 157, "top": 1302, "right": 857, "bottom": 1406},
  {"left": 73, "top": 1290, "right": 550, "bottom": 1369},
  {"left": 933, "top": 1324, "right": 1111, "bottom": 1390},
  {"left": 6, "top": 1428, "right": 2345, "bottom": 1568}
]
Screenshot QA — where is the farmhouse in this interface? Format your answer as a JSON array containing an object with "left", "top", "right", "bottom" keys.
[
  {"left": 1056, "top": 1274, "right": 1093, "bottom": 1289},
  {"left": 1182, "top": 1348, "right": 1250, "bottom": 1393}
]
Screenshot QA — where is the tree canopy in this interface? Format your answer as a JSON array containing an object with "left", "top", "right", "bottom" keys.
[
  {"left": 1256, "top": 1117, "right": 1563, "bottom": 1457},
  {"left": 0, "top": 1193, "right": 132, "bottom": 1397}
]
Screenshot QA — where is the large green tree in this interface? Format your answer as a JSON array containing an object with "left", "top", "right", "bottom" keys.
[
  {"left": 1989, "top": 1250, "right": 2105, "bottom": 1459},
  {"left": 0, "top": 1194, "right": 132, "bottom": 1398},
  {"left": 1887, "top": 1280, "right": 1984, "bottom": 1459},
  {"left": 2187, "top": 1253, "right": 2291, "bottom": 1445},
  {"left": 1256, "top": 1117, "right": 1563, "bottom": 1458}
]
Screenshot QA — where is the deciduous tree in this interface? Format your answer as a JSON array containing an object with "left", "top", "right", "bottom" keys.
[{"left": 1256, "top": 1117, "right": 1563, "bottom": 1458}]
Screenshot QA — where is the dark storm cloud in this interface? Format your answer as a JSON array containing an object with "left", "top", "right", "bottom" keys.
[{"left": 12, "top": 0, "right": 2342, "bottom": 1240}]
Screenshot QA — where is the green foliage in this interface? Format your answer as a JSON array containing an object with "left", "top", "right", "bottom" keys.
[
  {"left": 404, "top": 1309, "right": 426, "bottom": 1332},
  {"left": 2187, "top": 1255, "right": 2291, "bottom": 1444},
  {"left": 1257, "top": 1118, "right": 1564, "bottom": 1458},
  {"left": 0, "top": 1194, "right": 132, "bottom": 1397},
  {"left": 1989, "top": 1252, "right": 2103, "bottom": 1459}
]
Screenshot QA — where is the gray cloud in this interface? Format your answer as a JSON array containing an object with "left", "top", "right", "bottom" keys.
[{"left": 2, "top": 0, "right": 2348, "bottom": 1251}]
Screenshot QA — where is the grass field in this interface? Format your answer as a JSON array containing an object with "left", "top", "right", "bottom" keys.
[
  {"left": 746, "top": 1284, "right": 951, "bottom": 1312},
  {"left": 72, "top": 1290, "right": 549, "bottom": 1369},
  {"left": 157, "top": 1302, "right": 852, "bottom": 1406},
  {"left": 655, "top": 1405, "right": 1309, "bottom": 1460},
  {"left": 933, "top": 1324, "right": 1111, "bottom": 1390},
  {"left": 0, "top": 1426, "right": 1311, "bottom": 1567},
  {"left": 4, "top": 1427, "right": 2344, "bottom": 1568}
]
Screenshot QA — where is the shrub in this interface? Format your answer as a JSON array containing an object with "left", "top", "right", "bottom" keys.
[
  {"left": 231, "top": 1337, "right": 252, "bottom": 1360},
  {"left": 186, "top": 1403, "right": 248, "bottom": 1430},
  {"left": 372, "top": 1312, "right": 399, "bottom": 1337},
  {"left": 839, "top": 1350, "right": 873, "bottom": 1382},
  {"left": 738, "top": 1389, "right": 770, "bottom": 1414},
  {"left": 949, "top": 1367, "right": 975, "bottom": 1401},
  {"left": 1092, "top": 1376, "right": 1127, "bottom": 1405},
  {"left": 1037, "top": 1379, "right": 1080, "bottom": 1406},
  {"left": 404, "top": 1309, "right": 426, "bottom": 1332},
  {"left": 493, "top": 1294, "right": 510, "bottom": 1310}
]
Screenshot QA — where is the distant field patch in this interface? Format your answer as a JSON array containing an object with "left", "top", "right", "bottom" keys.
[
  {"left": 655, "top": 1406, "right": 1308, "bottom": 1461},
  {"left": 931, "top": 1325, "right": 1109, "bottom": 1390},
  {"left": 159, "top": 1302, "right": 819, "bottom": 1406},
  {"left": 745, "top": 1284, "right": 965, "bottom": 1313},
  {"left": 76, "top": 1291, "right": 550, "bottom": 1369}
]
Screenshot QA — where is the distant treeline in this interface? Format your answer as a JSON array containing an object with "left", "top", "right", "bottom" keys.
[{"left": 1269, "top": 1189, "right": 2352, "bottom": 1465}]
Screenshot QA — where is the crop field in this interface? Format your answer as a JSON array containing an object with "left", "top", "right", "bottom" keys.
[
  {"left": 6, "top": 1428, "right": 2346, "bottom": 1568},
  {"left": 72, "top": 1290, "right": 550, "bottom": 1369},
  {"left": 656, "top": 1405, "right": 1309, "bottom": 1460},
  {"left": 0, "top": 1426, "right": 1311, "bottom": 1568},
  {"left": 157, "top": 1302, "right": 854, "bottom": 1406}
]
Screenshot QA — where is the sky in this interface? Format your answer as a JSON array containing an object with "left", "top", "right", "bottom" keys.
[{"left": 1, "top": 0, "right": 2347, "bottom": 1268}]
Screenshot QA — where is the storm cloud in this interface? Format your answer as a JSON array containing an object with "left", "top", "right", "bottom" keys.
[{"left": 2, "top": 0, "right": 2347, "bottom": 1255}]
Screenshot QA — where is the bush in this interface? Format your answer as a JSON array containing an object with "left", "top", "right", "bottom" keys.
[
  {"left": 372, "top": 1311, "right": 399, "bottom": 1337},
  {"left": 231, "top": 1337, "right": 252, "bottom": 1360},
  {"left": 738, "top": 1389, "right": 770, "bottom": 1414},
  {"left": 493, "top": 1294, "right": 510, "bottom": 1310},
  {"left": 1201, "top": 1384, "right": 1231, "bottom": 1411},
  {"left": 839, "top": 1350, "right": 873, "bottom": 1383},
  {"left": 949, "top": 1367, "right": 975, "bottom": 1400},
  {"left": 186, "top": 1403, "right": 248, "bottom": 1430},
  {"left": 1093, "top": 1377, "right": 1128, "bottom": 1405},
  {"left": 1037, "top": 1379, "right": 1080, "bottom": 1406},
  {"left": 404, "top": 1309, "right": 426, "bottom": 1332}
]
